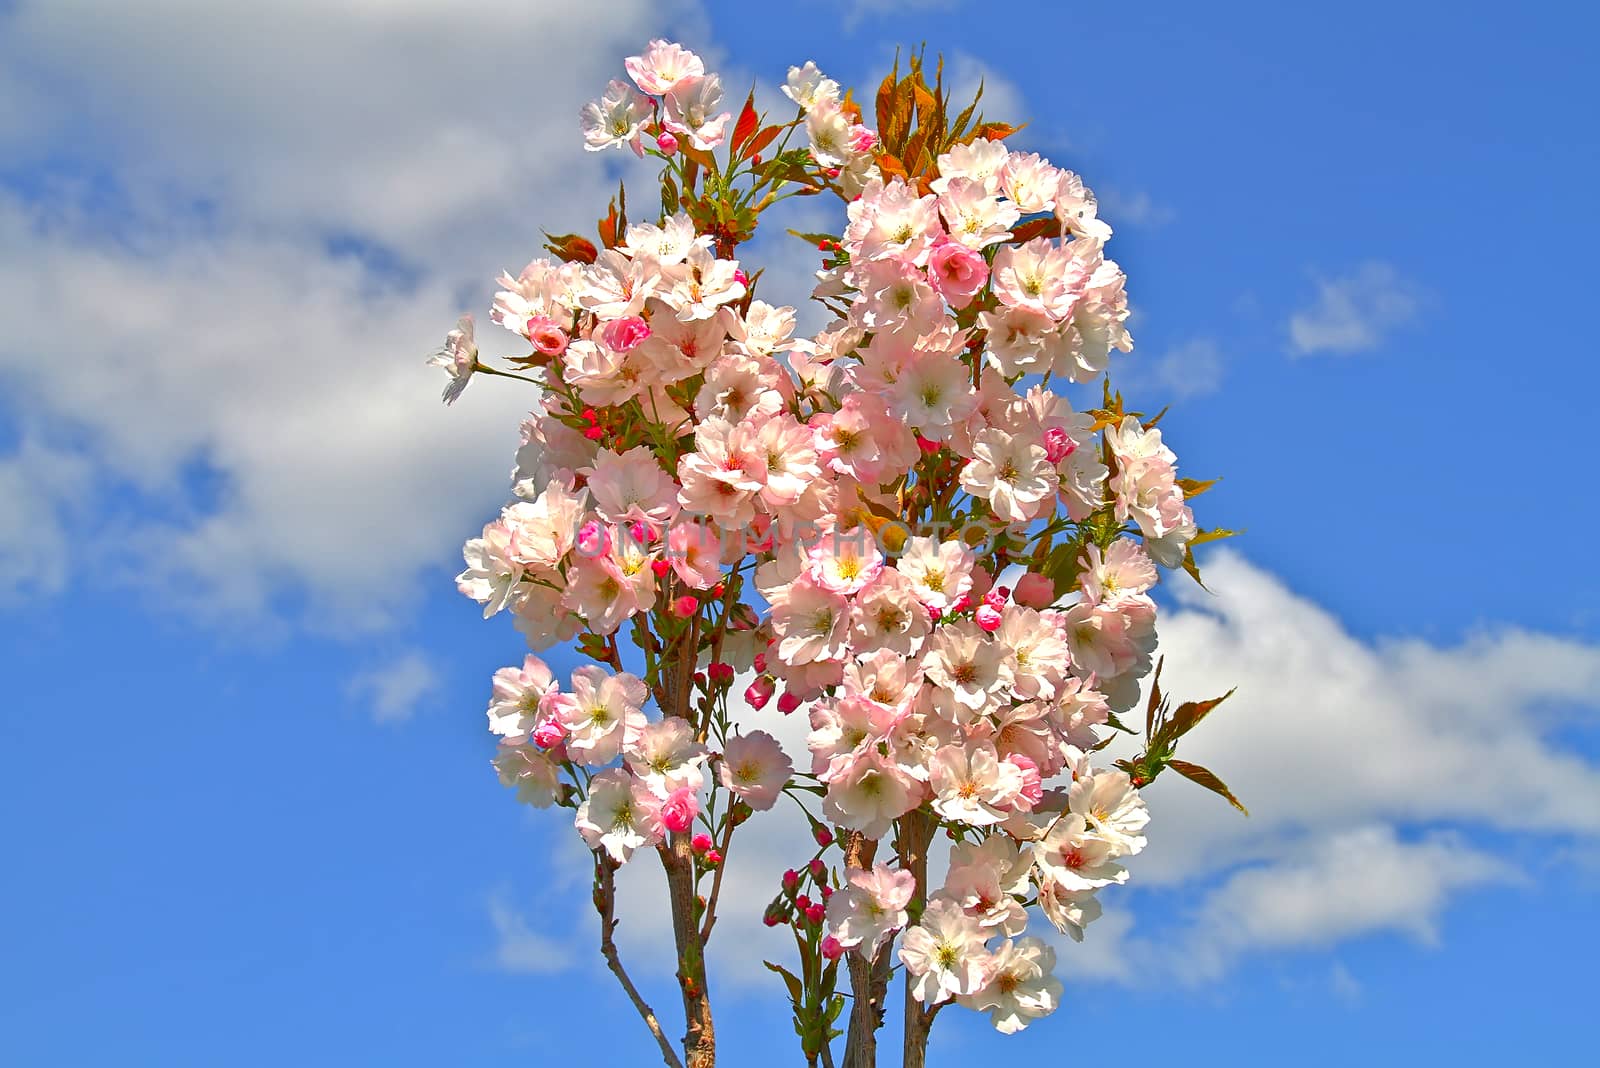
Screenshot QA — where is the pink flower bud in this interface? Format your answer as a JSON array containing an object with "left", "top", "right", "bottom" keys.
[
  {"left": 661, "top": 787, "right": 699, "bottom": 834},
  {"left": 950, "top": 594, "right": 972, "bottom": 614},
  {"left": 704, "top": 849, "right": 723, "bottom": 866},
  {"left": 1008, "top": 754, "right": 1044, "bottom": 808},
  {"left": 525, "top": 316, "right": 570, "bottom": 357},
  {"left": 1013, "top": 571, "right": 1057, "bottom": 609},
  {"left": 691, "top": 833, "right": 714, "bottom": 853},
  {"left": 694, "top": 670, "right": 707, "bottom": 688},
  {"left": 708, "top": 662, "right": 735, "bottom": 686},
  {"left": 733, "top": 269, "right": 749, "bottom": 287},
  {"left": 576, "top": 519, "right": 610, "bottom": 558},
  {"left": 819, "top": 884, "right": 833, "bottom": 901},
  {"left": 752, "top": 652, "right": 768, "bottom": 673},
  {"left": 916, "top": 435, "right": 940, "bottom": 454},
  {"left": 975, "top": 603, "right": 1003, "bottom": 632},
  {"left": 531, "top": 715, "right": 565, "bottom": 750},
  {"left": 745, "top": 675, "right": 775, "bottom": 710},
  {"left": 825, "top": 167, "right": 842, "bottom": 179},
  {"left": 795, "top": 894, "right": 812, "bottom": 912},
  {"left": 820, "top": 935, "right": 844, "bottom": 961},
  {"left": 627, "top": 520, "right": 652, "bottom": 545},
  {"left": 983, "top": 587, "right": 1008, "bottom": 609},
  {"left": 601, "top": 315, "right": 651, "bottom": 352},
  {"left": 805, "top": 903, "right": 826, "bottom": 924},
  {"left": 657, "top": 131, "right": 679, "bottom": 155},
  {"left": 673, "top": 595, "right": 699, "bottom": 618},
  {"left": 583, "top": 425, "right": 606, "bottom": 441},
  {"left": 782, "top": 869, "right": 801, "bottom": 893},
  {"left": 1043, "top": 426, "right": 1077, "bottom": 464},
  {"left": 808, "top": 858, "right": 827, "bottom": 881},
  {"left": 651, "top": 558, "right": 671, "bottom": 579},
  {"left": 777, "top": 691, "right": 802, "bottom": 715},
  {"left": 812, "top": 825, "right": 834, "bottom": 848}
]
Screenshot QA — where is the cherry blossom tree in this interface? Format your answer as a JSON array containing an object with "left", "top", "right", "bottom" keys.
[{"left": 431, "top": 42, "right": 1242, "bottom": 1068}]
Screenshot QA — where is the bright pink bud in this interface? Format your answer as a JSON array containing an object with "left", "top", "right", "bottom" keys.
[
  {"left": 627, "top": 520, "right": 652, "bottom": 545},
  {"left": 745, "top": 675, "right": 776, "bottom": 710},
  {"left": 1013, "top": 571, "right": 1056, "bottom": 609},
  {"left": 526, "top": 315, "right": 570, "bottom": 357},
  {"left": 661, "top": 787, "right": 699, "bottom": 834},
  {"left": 763, "top": 911, "right": 784, "bottom": 928},
  {"left": 813, "top": 825, "right": 834, "bottom": 848},
  {"left": 704, "top": 849, "right": 723, "bottom": 866},
  {"left": 819, "top": 884, "right": 833, "bottom": 901},
  {"left": 733, "top": 269, "right": 749, "bottom": 287},
  {"left": 601, "top": 315, "right": 651, "bottom": 352},
  {"left": 650, "top": 558, "right": 671, "bottom": 579},
  {"left": 975, "top": 603, "right": 1003, "bottom": 633},
  {"left": 820, "top": 935, "right": 844, "bottom": 961},
  {"left": 825, "top": 167, "right": 841, "bottom": 179},
  {"left": 926, "top": 605, "right": 942, "bottom": 623},
  {"left": 916, "top": 435, "right": 940, "bottom": 454},
  {"left": 576, "top": 519, "right": 610, "bottom": 558},
  {"left": 583, "top": 425, "right": 606, "bottom": 441},
  {"left": 950, "top": 594, "right": 972, "bottom": 613},
  {"left": 777, "top": 691, "right": 802, "bottom": 715},
  {"left": 691, "top": 833, "right": 714, "bottom": 853},
  {"left": 782, "top": 869, "right": 801, "bottom": 893},
  {"left": 694, "top": 671, "right": 707, "bottom": 688},
  {"left": 531, "top": 714, "right": 565, "bottom": 750},
  {"left": 752, "top": 652, "right": 768, "bottom": 674},
  {"left": 805, "top": 903, "right": 826, "bottom": 924},
  {"left": 983, "top": 588, "right": 1007, "bottom": 609},
  {"left": 1008, "top": 754, "right": 1044, "bottom": 808},
  {"left": 1043, "top": 426, "right": 1077, "bottom": 464},
  {"left": 708, "top": 662, "right": 735, "bottom": 686},
  {"left": 808, "top": 858, "right": 827, "bottom": 881},
  {"left": 673, "top": 595, "right": 699, "bottom": 618},
  {"left": 795, "top": 894, "right": 812, "bottom": 912},
  {"left": 657, "top": 131, "right": 679, "bottom": 155}
]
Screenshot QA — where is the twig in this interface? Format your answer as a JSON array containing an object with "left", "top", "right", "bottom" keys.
[{"left": 594, "top": 855, "right": 685, "bottom": 1068}]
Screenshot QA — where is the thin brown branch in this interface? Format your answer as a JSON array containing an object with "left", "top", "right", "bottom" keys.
[
  {"left": 593, "top": 855, "right": 685, "bottom": 1068},
  {"left": 697, "top": 808, "right": 738, "bottom": 944}
]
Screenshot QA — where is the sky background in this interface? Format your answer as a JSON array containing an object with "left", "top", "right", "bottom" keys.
[{"left": 2, "top": 1, "right": 1598, "bottom": 1064}]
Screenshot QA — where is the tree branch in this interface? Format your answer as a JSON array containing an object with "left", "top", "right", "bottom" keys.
[{"left": 593, "top": 854, "right": 684, "bottom": 1068}]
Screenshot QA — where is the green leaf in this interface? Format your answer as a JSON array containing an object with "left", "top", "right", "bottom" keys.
[
  {"left": 787, "top": 229, "right": 838, "bottom": 247},
  {"left": 1190, "top": 526, "right": 1242, "bottom": 547},
  {"left": 1168, "top": 759, "right": 1249, "bottom": 815},
  {"left": 764, "top": 960, "right": 804, "bottom": 1004}
]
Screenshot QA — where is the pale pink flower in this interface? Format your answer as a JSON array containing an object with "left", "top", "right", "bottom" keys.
[
  {"left": 486, "top": 654, "right": 559, "bottom": 738},
  {"left": 580, "top": 79, "right": 652, "bottom": 155},
  {"left": 826, "top": 862, "right": 916, "bottom": 952},
  {"left": 428, "top": 314, "right": 477, "bottom": 405},
  {"left": 894, "top": 537, "right": 975, "bottom": 612},
  {"left": 1068, "top": 768, "right": 1150, "bottom": 854},
  {"left": 1080, "top": 539, "right": 1159, "bottom": 604},
  {"left": 807, "top": 527, "right": 885, "bottom": 596},
  {"left": 928, "top": 239, "right": 989, "bottom": 309},
  {"left": 930, "top": 743, "right": 1021, "bottom": 826},
  {"left": 526, "top": 315, "right": 569, "bottom": 357},
  {"left": 493, "top": 742, "right": 562, "bottom": 808},
  {"left": 899, "top": 899, "right": 994, "bottom": 1005},
  {"left": 1033, "top": 813, "right": 1129, "bottom": 891},
  {"left": 624, "top": 39, "right": 705, "bottom": 95},
  {"left": 626, "top": 716, "right": 709, "bottom": 795},
  {"left": 663, "top": 74, "right": 732, "bottom": 151},
  {"left": 822, "top": 749, "right": 920, "bottom": 839},
  {"left": 959, "top": 428, "right": 1059, "bottom": 523},
  {"left": 1012, "top": 571, "right": 1056, "bottom": 609},
  {"left": 665, "top": 521, "right": 725, "bottom": 589},
  {"left": 576, "top": 768, "right": 663, "bottom": 863},
  {"left": 585, "top": 446, "right": 679, "bottom": 528},
  {"left": 769, "top": 575, "right": 852, "bottom": 666},
  {"left": 959, "top": 937, "right": 1063, "bottom": 1034},
  {"left": 719, "top": 731, "right": 794, "bottom": 811},
  {"left": 782, "top": 61, "right": 840, "bottom": 112},
  {"left": 555, "top": 666, "right": 648, "bottom": 766}
]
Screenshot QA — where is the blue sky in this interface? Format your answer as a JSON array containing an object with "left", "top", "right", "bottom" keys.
[{"left": 2, "top": 1, "right": 1597, "bottom": 1065}]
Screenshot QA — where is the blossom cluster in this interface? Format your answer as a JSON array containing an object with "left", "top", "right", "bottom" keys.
[{"left": 433, "top": 39, "right": 1230, "bottom": 1064}]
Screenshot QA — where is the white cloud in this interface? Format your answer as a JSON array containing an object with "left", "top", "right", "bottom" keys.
[
  {"left": 1097, "top": 187, "right": 1175, "bottom": 228},
  {"left": 1129, "top": 338, "right": 1224, "bottom": 399},
  {"left": 1288, "top": 261, "right": 1420, "bottom": 356},
  {"left": 346, "top": 650, "right": 440, "bottom": 724},
  {"left": 1047, "top": 551, "right": 1600, "bottom": 981},
  {"left": 0, "top": 1, "right": 705, "bottom": 625},
  {"left": 841, "top": 0, "right": 959, "bottom": 31},
  {"left": 945, "top": 52, "right": 1028, "bottom": 130},
  {"left": 487, "top": 889, "right": 575, "bottom": 975}
]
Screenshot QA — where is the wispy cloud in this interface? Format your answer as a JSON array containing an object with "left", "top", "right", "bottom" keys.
[
  {"left": 841, "top": 0, "right": 960, "bottom": 31},
  {"left": 1048, "top": 551, "right": 1600, "bottom": 982},
  {"left": 487, "top": 890, "right": 574, "bottom": 975},
  {"left": 1288, "top": 261, "right": 1421, "bottom": 356},
  {"left": 1097, "top": 187, "right": 1175, "bottom": 228},
  {"left": 1130, "top": 338, "right": 1225, "bottom": 399},
  {"left": 346, "top": 651, "right": 440, "bottom": 725}
]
